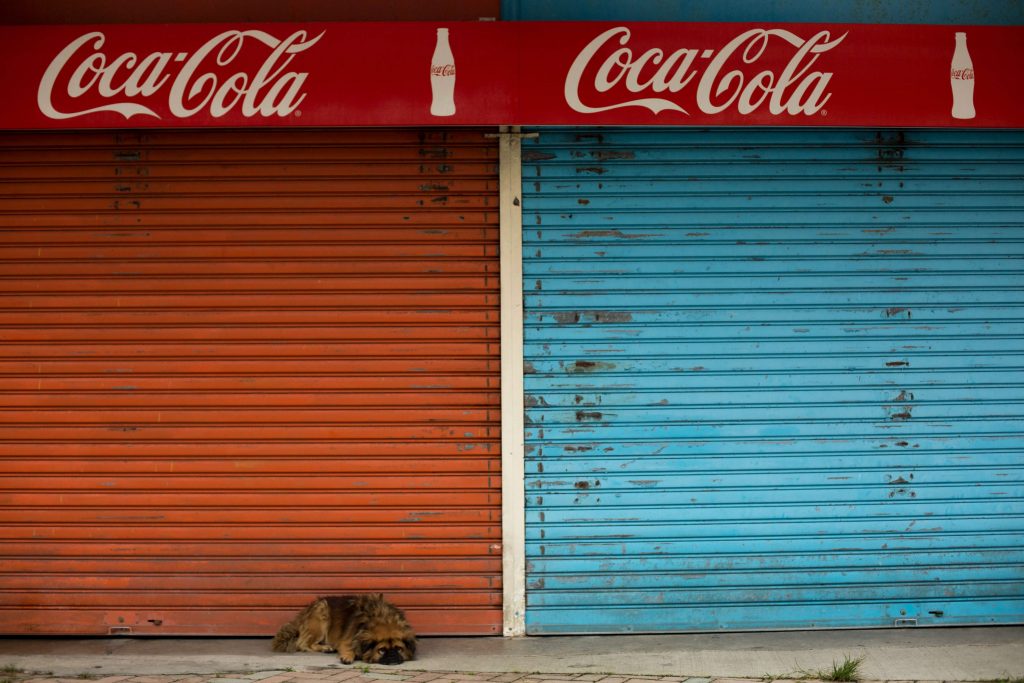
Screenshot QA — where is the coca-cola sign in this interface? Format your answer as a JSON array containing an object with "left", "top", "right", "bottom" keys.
[
  {"left": 0, "top": 21, "right": 1021, "bottom": 128},
  {"left": 564, "top": 27, "right": 847, "bottom": 117},
  {"left": 37, "top": 29, "right": 322, "bottom": 121}
]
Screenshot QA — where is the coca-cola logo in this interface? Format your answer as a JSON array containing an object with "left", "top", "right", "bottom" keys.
[
  {"left": 38, "top": 29, "right": 323, "bottom": 120},
  {"left": 431, "top": 64, "right": 456, "bottom": 77},
  {"left": 565, "top": 26, "right": 847, "bottom": 116},
  {"left": 951, "top": 67, "right": 975, "bottom": 80}
]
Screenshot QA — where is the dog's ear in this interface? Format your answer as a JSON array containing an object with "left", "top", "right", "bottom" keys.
[{"left": 403, "top": 637, "right": 417, "bottom": 657}]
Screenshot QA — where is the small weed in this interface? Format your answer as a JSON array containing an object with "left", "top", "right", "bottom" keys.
[
  {"left": 814, "top": 654, "right": 865, "bottom": 682},
  {"left": 0, "top": 666, "right": 21, "bottom": 675}
]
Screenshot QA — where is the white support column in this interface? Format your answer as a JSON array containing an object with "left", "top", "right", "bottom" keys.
[{"left": 498, "top": 125, "right": 526, "bottom": 637}]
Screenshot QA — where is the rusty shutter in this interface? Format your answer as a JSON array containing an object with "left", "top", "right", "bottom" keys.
[
  {"left": 522, "top": 127, "right": 1024, "bottom": 633},
  {"left": 0, "top": 128, "right": 501, "bottom": 636}
]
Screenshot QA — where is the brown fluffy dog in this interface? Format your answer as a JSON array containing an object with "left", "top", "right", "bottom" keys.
[{"left": 271, "top": 594, "right": 416, "bottom": 665}]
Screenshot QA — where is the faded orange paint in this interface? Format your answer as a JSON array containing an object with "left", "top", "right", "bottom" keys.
[{"left": 0, "top": 128, "right": 501, "bottom": 636}]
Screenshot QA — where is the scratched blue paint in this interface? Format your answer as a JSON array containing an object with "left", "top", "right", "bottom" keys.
[
  {"left": 502, "top": 0, "right": 1024, "bottom": 24},
  {"left": 521, "top": 128, "right": 1024, "bottom": 634}
]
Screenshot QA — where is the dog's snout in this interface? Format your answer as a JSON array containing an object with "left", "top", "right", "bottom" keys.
[{"left": 379, "top": 648, "right": 405, "bottom": 666}]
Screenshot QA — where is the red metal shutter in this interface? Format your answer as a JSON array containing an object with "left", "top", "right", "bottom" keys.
[{"left": 0, "top": 129, "right": 501, "bottom": 635}]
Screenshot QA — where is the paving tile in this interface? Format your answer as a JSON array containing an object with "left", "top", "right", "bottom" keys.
[
  {"left": 242, "top": 675, "right": 298, "bottom": 683},
  {"left": 401, "top": 674, "right": 447, "bottom": 683},
  {"left": 323, "top": 673, "right": 373, "bottom": 682}
]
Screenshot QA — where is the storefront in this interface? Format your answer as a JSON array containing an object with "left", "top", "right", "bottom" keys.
[
  {"left": 0, "top": 21, "right": 504, "bottom": 636},
  {"left": 1, "top": 8, "right": 1021, "bottom": 637}
]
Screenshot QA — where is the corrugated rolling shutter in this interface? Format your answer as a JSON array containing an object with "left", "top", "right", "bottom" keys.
[
  {"left": 0, "top": 128, "right": 501, "bottom": 636},
  {"left": 522, "top": 128, "right": 1024, "bottom": 634}
]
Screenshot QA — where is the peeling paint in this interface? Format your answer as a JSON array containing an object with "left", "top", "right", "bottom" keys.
[
  {"left": 568, "top": 360, "right": 616, "bottom": 373},
  {"left": 523, "top": 151, "right": 557, "bottom": 161},
  {"left": 567, "top": 229, "right": 658, "bottom": 240},
  {"left": 590, "top": 150, "right": 636, "bottom": 160}
]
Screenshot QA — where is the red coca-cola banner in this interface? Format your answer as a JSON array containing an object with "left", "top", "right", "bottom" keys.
[{"left": 1, "top": 21, "right": 1022, "bottom": 129}]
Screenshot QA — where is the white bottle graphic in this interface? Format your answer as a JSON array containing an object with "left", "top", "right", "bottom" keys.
[
  {"left": 950, "top": 31, "right": 975, "bottom": 119},
  {"left": 430, "top": 28, "right": 456, "bottom": 116}
]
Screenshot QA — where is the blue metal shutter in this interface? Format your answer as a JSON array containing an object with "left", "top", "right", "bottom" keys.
[{"left": 522, "top": 128, "right": 1024, "bottom": 634}]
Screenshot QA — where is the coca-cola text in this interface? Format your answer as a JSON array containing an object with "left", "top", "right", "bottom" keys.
[
  {"left": 37, "top": 29, "right": 323, "bottom": 120},
  {"left": 564, "top": 26, "right": 847, "bottom": 117}
]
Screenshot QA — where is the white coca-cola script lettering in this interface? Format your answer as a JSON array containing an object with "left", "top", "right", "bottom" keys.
[
  {"left": 38, "top": 29, "right": 324, "bottom": 120},
  {"left": 564, "top": 26, "right": 848, "bottom": 116}
]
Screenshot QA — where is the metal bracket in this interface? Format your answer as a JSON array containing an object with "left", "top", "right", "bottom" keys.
[{"left": 893, "top": 618, "right": 918, "bottom": 627}]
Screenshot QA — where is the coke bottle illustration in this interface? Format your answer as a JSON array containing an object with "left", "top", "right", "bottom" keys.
[
  {"left": 430, "top": 28, "right": 456, "bottom": 116},
  {"left": 950, "top": 31, "right": 975, "bottom": 119}
]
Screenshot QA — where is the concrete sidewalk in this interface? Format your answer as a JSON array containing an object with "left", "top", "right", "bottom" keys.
[{"left": 0, "top": 628, "right": 1022, "bottom": 683}]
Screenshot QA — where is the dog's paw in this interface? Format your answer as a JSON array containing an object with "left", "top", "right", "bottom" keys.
[{"left": 339, "top": 655, "right": 353, "bottom": 665}]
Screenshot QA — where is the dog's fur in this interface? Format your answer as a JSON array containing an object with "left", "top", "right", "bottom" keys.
[{"left": 271, "top": 594, "right": 416, "bottom": 665}]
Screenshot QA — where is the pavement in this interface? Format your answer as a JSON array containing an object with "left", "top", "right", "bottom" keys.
[{"left": 0, "top": 628, "right": 1022, "bottom": 683}]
